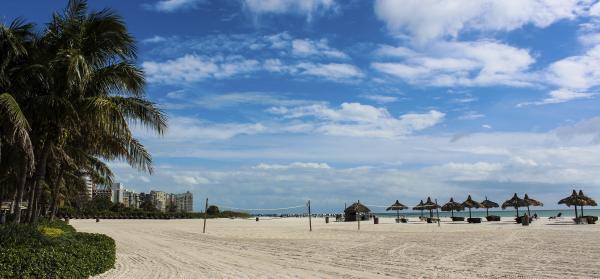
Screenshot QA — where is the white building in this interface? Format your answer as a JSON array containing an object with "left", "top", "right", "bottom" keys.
[
  {"left": 175, "top": 191, "right": 193, "bottom": 212},
  {"left": 123, "top": 189, "right": 140, "bottom": 209},
  {"left": 150, "top": 191, "right": 168, "bottom": 212},
  {"left": 111, "top": 183, "right": 125, "bottom": 204},
  {"left": 83, "top": 175, "right": 94, "bottom": 200}
]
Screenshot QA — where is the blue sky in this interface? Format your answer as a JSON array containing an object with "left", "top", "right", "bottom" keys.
[{"left": 4, "top": 0, "right": 600, "bottom": 211}]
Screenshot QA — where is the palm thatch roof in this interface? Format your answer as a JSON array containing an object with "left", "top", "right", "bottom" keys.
[
  {"left": 423, "top": 197, "right": 440, "bottom": 209},
  {"left": 578, "top": 190, "right": 597, "bottom": 206},
  {"left": 386, "top": 200, "right": 408, "bottom": 211},
  {"left": 462, "top": 195, "right": 482, "bottom": 209},
  {"left": 413, "top": 200, "right": 425, "bottom": 210},
  {"left": 502, "top": 193, "right": 527, "bottom": 209},
  {"left": 344, "top": 202, "right": 371, "bottom": 214},
  {"left": 441, "top": 197, "right": 464, "bottom": 212},
  {"left": 558, "top": 190, "right": 584, "bottom": 207},
  {"left": 480, "top": 196, "right": 499, "bottom": 209},
  {"left": 523, "top": 194, "right": 544, "bottom": 207}
]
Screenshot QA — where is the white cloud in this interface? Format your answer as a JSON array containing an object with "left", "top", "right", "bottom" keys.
[
  {"left": 254, "top": 162, "right": 331, "bottom": 170},
  {"left": 263, "top": 60, "right": 364, "bottom": 80},
  {"left": 361, "top": 94, "right": 399, "bottom": 104},
  {"left": 295, "top": 62, "right": 363, "bottom": 80},
  {"left": 458, "top": 111, "right": 485, "bottom": 120},
  {"left": 144, "top": 0, "right": 207, "bottom": 12},
  {"left": 269, "top": 103, "right": 444, "bottom": 138},
  {"left": 243, "top": 0, "right": 337, "bottom": 20},
  {"left": 142, "top": 55, "right": 260, "bottom": 84},
  {"left": 517, "top": 89, "right": 594, "bottom": 107},
  {"left": 482, "top": 124, "right": 492, "bottom": 129},
  {"left": 144, "top": 116, "right": 267, "bottom": 141},
  {"left": 374, "top": 0, "right": 587, "bottom": 43},
  {"left": 291, "top": 39, "right": 348, "bottom": 59},
  {"left": 546, "top": 45, "right": 600, "bottom": 90},
  {"left": 372, "top": 41, "right": 535, "bottom": 87},
  {"left": 142, "top": 35, "right": 167, "bottom": 43}
]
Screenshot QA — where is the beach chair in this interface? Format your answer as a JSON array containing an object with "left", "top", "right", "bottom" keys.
[{"left": 549, "top": 212, "right": 562, "bottom": 219}]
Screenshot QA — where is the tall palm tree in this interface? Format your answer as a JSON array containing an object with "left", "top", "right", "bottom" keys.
[
  {"left": 0, "top": 19, "right": 37, "bottom": 223},
  {"left": 18, "top": 0, "right": 166, "bottom": 223}
]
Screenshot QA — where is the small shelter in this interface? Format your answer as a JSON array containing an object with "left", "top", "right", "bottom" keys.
[
  {"left": 523, "top": 194, "right": 543, "bottom": 216},
  {"left": 423, "top": 197, "right": 440, "bottom": 218},
  {"left": 441, "top": 197, "right": 464, "bottom": 218},
  {"left": 344, "top": 202, "right": 370, "bottom": 222},
  {"left": 413, "top": 200, "right": 425, "bottom": 217},
  {"left": 386, "top": 200, "right": 408, "bottom": 221},
  {"left": 578, "top": 190, "right": 597, "bottom": 217},
  {"left": 502, "top": 193, "right": 527, "bottom": 217},
  {"left": 480, "top": 196, "right": 499, "bottom": 217},
  {"left": 462, "top": 195, "right": 482, "bottom": 219}
]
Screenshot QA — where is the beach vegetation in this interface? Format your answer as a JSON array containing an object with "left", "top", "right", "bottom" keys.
[{"left": 0, "top": 220, "right": 116, "bottom": 278}]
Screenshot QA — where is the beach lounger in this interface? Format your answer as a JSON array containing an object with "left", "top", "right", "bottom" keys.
[
  {"left": 549, "top": 213, "right": 562, "bottom": 219},
  {"left": 451, "top": 217, "right": 465, "bottom": 221}
]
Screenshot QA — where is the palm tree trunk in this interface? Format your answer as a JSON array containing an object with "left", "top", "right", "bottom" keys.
[
  {"left": 29, "top": 140, "right": 53, "bottom": 224},
  {"left": 49, "top": 167, "right": 63, "bottom": 221},
  {"left": 12, "top": 162, "right": 28, "bottom": 224}
]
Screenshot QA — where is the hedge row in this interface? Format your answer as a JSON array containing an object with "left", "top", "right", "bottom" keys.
[
  {"left": 0, "top": 221, "right": 115, "bottom": 279},
  {"left": 57, "top": 210, "right": 250, "bottom": 220}
]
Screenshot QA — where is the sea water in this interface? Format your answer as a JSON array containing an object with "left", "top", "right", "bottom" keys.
[{"left": 375, "top": 208, "right": 600, "bottom": 218}]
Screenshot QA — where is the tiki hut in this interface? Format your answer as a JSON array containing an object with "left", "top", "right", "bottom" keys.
[
  {"left": 423, "top": 197, "right": 440, "bottom": 218},
  {"left": 413, "top": 200, "right": 425, "bottom": 217},
  {"left": 502, "top": 193, "right": 527, "bottom": 217},
  {"left": 523, "top": 193, "right": 544, "bottom": 217},
  {"left": 344, "top": 202, "right": 370, "bottom": 222},
  {"left": 441, "top": 197, "right": 464, "bottom": 218},
  {"left": 480, "top": 196, "right": 500, "bottom": 221},
  {"left": 578, "top": 190, "right": 597, "bottom": 217},
  {"left": 386, "top": 200, "right": 408, "bottom": 221},
  {"left": 558, "top": 190, "right": 583, "bottom": 218},
  {"left": 462, "top": 195, "right": 482, "bottom": 219}
]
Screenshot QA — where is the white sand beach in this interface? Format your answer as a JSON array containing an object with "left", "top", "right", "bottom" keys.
[{"left": 72, "top": 217, "right": 600, "bottom": 279}]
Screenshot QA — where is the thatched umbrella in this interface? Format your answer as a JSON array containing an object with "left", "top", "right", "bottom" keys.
[
  {"left": 441, "top": 197, "right": 464, "bottom": 218},
  {"left": 502, "top": 193, "right": 527, "bottom": 217},
  {"left": 413, "top": 200, "right": 425, "bottom": 217},
  {"left": 577, "top": 190, "right": 597, "bottom": 217},
  {"left": 558, "top": 190, "right": 582, "bottom": 218},
  {"left": 386, "top": 200, "right": 408, "bottom": 220},
  {"left": 423, "top": 197, "right": 440, "bottom": 218},
  {"left": 462, "top": 195, "right": 481, "bottom": 219},
  {"left": 523, "top": 193, "right": 544, "bottom": 216},
  {"left": 480, "top": 196, "right": 499, "bottom": 217}
]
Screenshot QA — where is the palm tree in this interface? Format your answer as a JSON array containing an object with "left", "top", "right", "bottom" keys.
[
  {"left": 0, "top": 0, "right": 166, "bottom": 223},
  {"left": 0, "top": 19, "right": 37, "bottom": 223}
]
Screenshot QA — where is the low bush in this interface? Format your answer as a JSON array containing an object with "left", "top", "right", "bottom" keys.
[{"left": 0, "top": 220, "right": 115, "bottom": 279}]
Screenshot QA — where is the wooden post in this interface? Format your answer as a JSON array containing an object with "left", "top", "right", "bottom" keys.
[
  {"left": 202, "top": 198, "right": 208, "bottom": 233},
  {"left": 435, "top": 199, "right": 440, "bottom": 227},
  {"left": 308, "top": 200, "right": 312, "bottom": 232},
  {"left": 357, "top": 200, "right": 360, "bottom": 231}
]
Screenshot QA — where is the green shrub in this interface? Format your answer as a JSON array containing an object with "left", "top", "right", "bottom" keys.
[{"left": 0, "top": 221, "right": 115, "bottom": 278}]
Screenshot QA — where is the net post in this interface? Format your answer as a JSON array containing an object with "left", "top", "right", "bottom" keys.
[
  {"left": 308, "top": 200, "right": 312, "bottom": 232},
  {"left": 203, "top": 198, "right": 208, "bottom": 233},
  {"left": 357, "top": 200, "right": 360, "bottom": 231}
]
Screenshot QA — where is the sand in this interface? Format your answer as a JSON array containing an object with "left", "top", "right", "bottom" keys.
[{"left": 71, "top": 217, "right": 600, "bottom": 279}]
